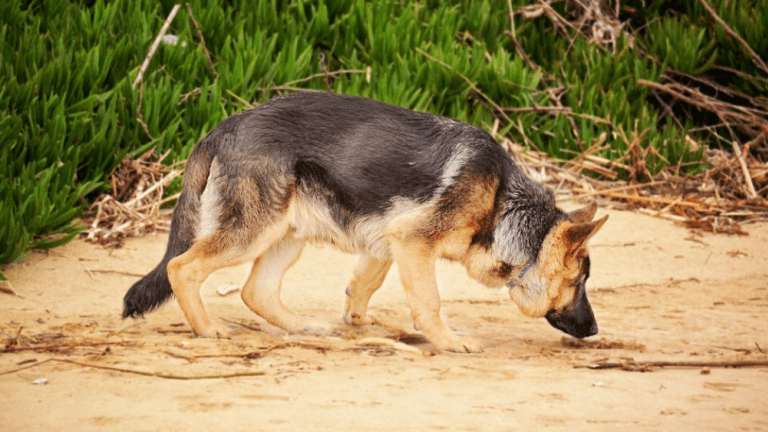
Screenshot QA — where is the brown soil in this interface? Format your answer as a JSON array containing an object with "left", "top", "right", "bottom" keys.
[{"left": 2, "top": 208, "right": 767, "bottom": 431}]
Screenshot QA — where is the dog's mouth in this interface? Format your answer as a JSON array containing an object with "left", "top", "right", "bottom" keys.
[{"left": 544, "top": 288, "right": 598, "bottom": 339}]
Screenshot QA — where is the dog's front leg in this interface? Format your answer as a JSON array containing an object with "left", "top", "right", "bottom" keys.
[{"left": 390, "top": 240, "right": 483, "bottom": 353}]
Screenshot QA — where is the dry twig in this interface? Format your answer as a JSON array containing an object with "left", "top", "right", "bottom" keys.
[
  {"left": 0, "top": 358, "right": 265, "bottom": 380},
  {"left": 576, "top": 358, "right": 768, "bottom": 372},
  {"left": 697, "top": 0, "right": 768, "bottom": 76},
  {"left": 81, "top": 150, "right": 182, "bottom": 247},
  {"left": 84, "top": 269, "right": 146, "bottom": 278},
  {"left": 256, "top": 69, "right": 368, "bottom": 95},
  {"left": 136, "top": 84, "right": 153, "bottom": 140},
  {"left": 501, "top": 135, "right": 768, "bottom": 235},
  {"left": 132, "top": 4, "right": 182, "bottom": 140},
  {"left": 2, "top": 341, "right": 134, "bottom": 353},
  {"left": 0, "top": 280, "right": 17, "bottom": 296},
  {"left": 185, "top": 3, "right": 218, "bottom": 79},
  {"left": 132, "top": 4, "right": 182, "bottom": 89}
]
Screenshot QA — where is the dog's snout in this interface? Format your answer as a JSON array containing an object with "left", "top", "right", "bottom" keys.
[{"left": 544, "top": 288, "right": 598, "bottom": 339}]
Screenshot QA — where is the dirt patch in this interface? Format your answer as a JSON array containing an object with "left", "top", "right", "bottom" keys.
[{"left": 1, "top": 209, "right": 767, "bottom": 431}]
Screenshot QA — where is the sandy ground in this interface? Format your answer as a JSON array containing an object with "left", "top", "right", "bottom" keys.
[{"left": 1, "top": 208, "right": 767, "bottom": 431}]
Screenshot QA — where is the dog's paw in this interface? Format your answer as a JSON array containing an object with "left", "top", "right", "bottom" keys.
[
  {"left": 195, "top": 322, "right": 231, "bottom": 339},
  {"left": 434, "top": 334, "right": 484, "bottom": 354},
  {"left": 343, "top": 312, "right": 379, "bottom": 327}
]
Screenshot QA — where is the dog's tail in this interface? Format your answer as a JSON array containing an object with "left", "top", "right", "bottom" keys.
[{"left": 122, "top": 137, "right": 220, "bottom": 319}]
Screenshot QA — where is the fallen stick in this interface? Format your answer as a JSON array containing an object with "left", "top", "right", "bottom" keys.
[
  {"left": 3, "top": 341, "right": 134, "bottom": 353},
  {"left": 355, "top": 337, "right": 423, "bottom": 355},
  {"left": 132, "top": 4, "right": 182, "bottom": 89},
  {"left": 221, "top": 318, "right": 261, "bottom": 333},
  {"left": 85, "top": 269, "right": 146, "bottom": 278},
  {"left": 730, "top": 140, "right": 758, "bottom": 198},
  {"left": 0, "top": 283, "right": 17, "bottom": 296},
  {"left": 155, "top": 328, "right": 193, "bottom": 334},
  {"left": 576, "top": 359, "right": 768, "bottom": 371},
  {"left": 226, "top": 89, "right": 255, "bottom": 109},
  {"left": 0, "top": 358, "right": 265, "bottom": 380},
  {"left": 255, "top": 71, "right": 369, "bottom": 95}
]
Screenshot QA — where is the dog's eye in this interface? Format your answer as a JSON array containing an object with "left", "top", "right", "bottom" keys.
[{"left": 573, "top": 256, "right": 590, "bottom": 287}]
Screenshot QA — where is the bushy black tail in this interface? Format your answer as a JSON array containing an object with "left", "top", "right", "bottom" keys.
[
  {"left": 122, "top": 136, "right": 220, "bottom": 318},
  {"left": 121, "top": 202, "right": 195, "bottom": 318}
]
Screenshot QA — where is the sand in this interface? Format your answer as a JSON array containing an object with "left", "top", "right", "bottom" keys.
[{"left": 1, "top": 208, "right": 767, "bottom": 431}]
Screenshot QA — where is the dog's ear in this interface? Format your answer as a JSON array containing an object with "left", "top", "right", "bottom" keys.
[
  {"left": 568, "top": 203, "right": 598, "bottom": 223},
  {"left": 564, "top": 214, "right": 608, "bottom": 251}
]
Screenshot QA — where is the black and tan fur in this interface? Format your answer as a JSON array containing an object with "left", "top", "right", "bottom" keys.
[{"left": 123, "top": 93, "right": 607, "bottom": 353}]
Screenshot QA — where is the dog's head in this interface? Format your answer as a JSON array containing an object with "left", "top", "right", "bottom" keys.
[{"left": 508, "top": 203, "right": 607, "bottom": 338}]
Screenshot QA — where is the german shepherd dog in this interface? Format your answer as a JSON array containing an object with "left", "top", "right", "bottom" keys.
[{"left": 123, "top": 92, "right": 607, "bottom": 353}]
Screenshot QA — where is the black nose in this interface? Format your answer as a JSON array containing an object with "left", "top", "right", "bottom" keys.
[{"left": 544, "top": 289, "right": 598, "bottom": 338}]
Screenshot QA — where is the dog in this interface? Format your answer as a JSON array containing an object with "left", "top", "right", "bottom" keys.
[{"left": 123, "top": 92, "right": 607, "bottom": 353}]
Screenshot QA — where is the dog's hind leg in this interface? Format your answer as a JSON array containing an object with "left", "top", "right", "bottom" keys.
[
  {"left": 166, "top": 243, "right": 249, "bottom": 339},
  {"left": 343, "top": 255, "right": 392, "bottom": 326},
  {"left": 390, "top": 239, "right": 483, "bottom": 353},
  {"left": 167, "top": 221, "right": 291, "bottom": 338},
  {"left": 240, "top": 233, "right": 330, "bottom": 335}
]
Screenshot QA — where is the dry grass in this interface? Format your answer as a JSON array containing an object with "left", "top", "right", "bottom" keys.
[
  {"left": 503, "top": 134, "right": 767, "bottom": 235},
  {"left": 80, "top": 150, "right": 182, "bottom": 247}
]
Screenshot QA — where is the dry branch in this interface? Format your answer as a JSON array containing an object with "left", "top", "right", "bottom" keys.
[
  {"left": 135, "top": 84, "right": 153, "bottom": 140},
  {"left": 186, "top": 3, "right": 218, "bottom": 80},
  {"left": 81, "top": 150, "right": 182, "bottom": 247},
  {"left": 85, "top": 269, "right": 146, "bottom": 278},
  {"left": 697, "top": 0, "right": 768, "bottom": 76},
  {"left": 0, "top": 358, "right": 265, "bottom": 380},
  {"left": 132, "top": 4, "right": 182, "bottom": 89},
  {"left": 502, "top": 135, "right": 768, "bottom": 235},
  {"left": 2, "top": 341, "right": 133, "bottom": 353},
  {"left": 576, "top": 358, "right": 768, "bottom": 372},
  {"left": 638, "top": 79, "right": 768, "bottom": 131},
  {"left": 0, "top": 280, "right": 17, "bottom": 296}
]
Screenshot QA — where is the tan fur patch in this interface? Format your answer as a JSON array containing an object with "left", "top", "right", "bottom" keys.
[{"left": 510, "top": 213, "right": 607, "bottom": 317}]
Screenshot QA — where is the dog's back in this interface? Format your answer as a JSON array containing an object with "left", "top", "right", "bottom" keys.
[{"left": 229, "top": 92, "right": 515, "bottom": 214}]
